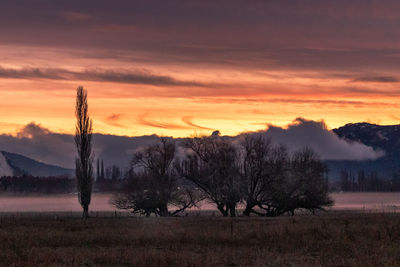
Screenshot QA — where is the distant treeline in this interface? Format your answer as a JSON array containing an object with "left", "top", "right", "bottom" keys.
[
  {"left": 0, "top": 173, "right": 124, "bottom": 194},
  {"left": 95, "top": 159, "right": 124, "bottom": 182},
  {"left": 0, "top": 175, "right": 75, "bottom": 194},
  {"left": 3, "top": 161, "right": 400, "bottom": 196},
  {"left": 336, "top": 169, "right": 400, "bottom": 192}
]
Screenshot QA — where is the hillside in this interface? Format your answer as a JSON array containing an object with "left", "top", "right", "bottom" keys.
[
  {"left": 327, "top": 123, "right": 400, "bottom": 180},
  {"left": 0, "top": 151, "right": 73, "bottom": 177}
]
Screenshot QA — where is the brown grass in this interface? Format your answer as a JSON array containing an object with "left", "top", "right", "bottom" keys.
[{"left": 0, "top": 212, "right": 400, "bottom": 266}]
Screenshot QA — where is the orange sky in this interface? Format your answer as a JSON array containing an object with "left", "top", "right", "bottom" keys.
[
  {"left": 0, "top": 44, "right": 399, "bottom": 137},
  {"left": 1, "top": 1, "right": 400, "bottom": 137}
]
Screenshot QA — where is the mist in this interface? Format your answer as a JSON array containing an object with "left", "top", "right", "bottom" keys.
[
  {"left": 0, "top": 118, "right": 383, "bottom": 170},
  {"left": 253, "top": 118, "right": 384, "bottom": 161}
]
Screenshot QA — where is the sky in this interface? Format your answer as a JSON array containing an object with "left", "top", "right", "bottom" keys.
[{"left": 1, "top": 0, "right": 400, "bottom": 137}]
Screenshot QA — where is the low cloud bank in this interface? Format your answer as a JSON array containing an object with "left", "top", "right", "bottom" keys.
[
  {"left": 255, "top": 118, "right": 384, "bottom": 161},
  {"left": 0, "top": 123, "right": 158, "bottom": 169},
  {"left": 0, "top": 118, "right": 383, "bottom": 169}
]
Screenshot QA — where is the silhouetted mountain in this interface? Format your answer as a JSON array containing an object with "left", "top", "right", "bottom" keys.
[
  {"left": 0, "top": 151, "right": 73, "bottom": 177},
  {"left": 326, "top": 123, "right": 400, "bottom": 180},
  {"left": 333, "top": 123, "right": 400, "bottom": 153}
]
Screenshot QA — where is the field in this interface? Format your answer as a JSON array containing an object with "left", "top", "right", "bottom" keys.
[{"left": 1, "top": 212, "right": 400, "bottom": 266}]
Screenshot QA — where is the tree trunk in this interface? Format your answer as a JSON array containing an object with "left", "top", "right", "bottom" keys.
[
  {"left": 82, "top": 205, "right": 89, "bottom": 219},
  {"left": 229, "top": 204, "right": 236, "bottom": 217},
  {"left": 159, "top": 204, "right": 170, "bottom": 217},
  {"left": 217, "top": 204, "right": 229, "bottom": 217},
  {"left": 243, "top": 201, "right": 255, "bottom": 216}
]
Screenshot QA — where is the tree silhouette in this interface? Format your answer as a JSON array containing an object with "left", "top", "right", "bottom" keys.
[
  {"left": 101, "top": 160, "right": 105, "bottom": 180},
  {"left": 113, "top": 137, "right": 197, "bottom": 216},
  {"left": 96, "top": 158, "right": 100, "bottom": 181},
  {"left": 240, "top": 134, "right": 273, "bottom": 216},
  {"left": 181, "top": 134, "right": 243, "bottom": 217},
  {"left": 74, "top": 86, "right": 93, "bottom": 219}
]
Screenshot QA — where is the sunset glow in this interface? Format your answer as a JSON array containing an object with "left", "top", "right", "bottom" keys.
[{"left": 1, "top": 1, "right": 400, "bottom": 137}]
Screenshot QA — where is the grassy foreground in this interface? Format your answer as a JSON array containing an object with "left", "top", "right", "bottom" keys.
[{"left": 0, "top": 212, "right": 400, "bottom": 266}]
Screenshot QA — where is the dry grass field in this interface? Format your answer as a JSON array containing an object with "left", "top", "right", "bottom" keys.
[{"left": 0, "top": 212, "right": 400, "bottom": 266}]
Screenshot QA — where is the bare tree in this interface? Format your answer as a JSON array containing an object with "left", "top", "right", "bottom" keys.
[
  {"left": 241, "top": 142, "right": 292, "bottom": 216},
  {"left": 113, "top": 137, "right": 197, "bottom": 216},
  {"left": 249, "top": 146, "right": 332, "bottom": 216},
  {"left": 239, "top": 135, "right": 332, "bottom": 216},
  {"left": 180, "top": 134, "right": 243, "bottom": 217},
  {"left": 74, "top": 86, "right": 93, "bottom": 219},
  {"left": 239, "top": 134, "right": 273, "bottom": 216},
  {"left": 288, "top": 147, "right": 332, "bottom": 214}
]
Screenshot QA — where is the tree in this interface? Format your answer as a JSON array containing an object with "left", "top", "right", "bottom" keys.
[
  {"left": 242, "top": 143, "right": 293, "bottom": 216},
  {"left": 111, "top": 165, "right": 121, "bottom": 180},
  {"left": 113, "top": 137, "right": 197, "bottom": 216},
  {"left": 101, "top": 160, "right": 105, "bottom": 180},
  {"left": 96, "top": 158, "right": 100, "bottom": 181},
  {"left": 285, "top": 148, "right": 332, "bottom": 214},
  {"left": 240, "top": 134, "right": 273, "bottom": 216},
  {"left": 340, "top": 169, "right": 351, "bottom": 191},
  {"left": 74, "top": 86, "right": 93, "bottom": 219},
  {"left": 239, "top": 137, "right": 332, "bottom": 216},
  {"left": 180, "top": 134, "right": 243, "bottom": 217}
]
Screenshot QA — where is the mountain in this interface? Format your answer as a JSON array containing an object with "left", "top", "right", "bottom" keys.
[
  {"left": 327, "top": 123, "right": 400, "bottom": 180},
  {"left": 333, "top": 122, "right": 400, "bottom": 154},
  {"left": 0, "top": 151, "right": 73, "bottom": 177}
]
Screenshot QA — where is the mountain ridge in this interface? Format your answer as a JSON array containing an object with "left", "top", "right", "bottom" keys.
[
  {"left": 326, "top": 122, "right": 400, "bottom": 180},
  {"left": 0, "top": 151, "right": 73, "bottom": 177}
]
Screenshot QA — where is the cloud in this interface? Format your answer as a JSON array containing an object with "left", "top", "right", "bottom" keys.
[
  {"left": 194, "top": 97, "right": 399, "bottom": 108},
  {"left": 78, "top": 69, "right": 206, "bottom": 87},
  {"left": 3, "top": 0, "right": 400, "bottom": 74},
  {"left": 0, "top": 66, "right": 210, "bottom": 87},
  {"left": 0, "top": 122, "right": 160, "bottom": 169},
  {"left": 61, "top": 11, "right": 93, "bottom": 22},
  {"left": 353, "top": 76, "right": 399, "bottom": 83},
  {"left": 0, "top": 119, "right": 384, "bottom": 171},
  {"left": 252, "top": 118, "right": 384, "bottom": 161},
  {"left": 104, "top": 113, "right": 126, "bottom": 128},
  {"left": 181, "top": 116, "right": 213, "bottom": 130},
  {"left": 345, "top": 87, "right": 400, "bottom": 96},
  {"left": 0, "top": 67, "right": 66, "bottom": 80},
  {"left": 0, "top": 123, "right": 75, "bottom": 168},
  {"left": 137, "top": 115, "right": 190, "bottom": 130},
  {"left": 91, "top": 24, "right": 140, "bottom": 33}
]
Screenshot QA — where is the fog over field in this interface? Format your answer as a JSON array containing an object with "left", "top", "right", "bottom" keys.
[{"left": 0, "top": 193, "right": 399, "bottom": 213}]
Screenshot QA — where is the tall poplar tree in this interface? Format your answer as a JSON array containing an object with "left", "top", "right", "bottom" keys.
[{"left": 74, "top": 86, "right": 93, "bottom": 219}]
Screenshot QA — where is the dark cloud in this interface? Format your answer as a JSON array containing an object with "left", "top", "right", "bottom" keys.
[
  {"left": 0, "top": 67, "right": 66, "bottom": 80},
  {"left": 353, "top": 76, "right": 399, "bottom": 83},
  {"left": 345, "top": 87, "right": 400, "bottom": 96},
  {"left": 1, "top": 1, "right": 400, "bottom": 72},
  {"left": 78, "top": 69, "right": 206, "bottom": 87},
  {"left": 0, "top": 66, "right": 209, "bottom": 87},
  {"left": 195, "top": 97, "right": 398, "bottom": 108}
]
